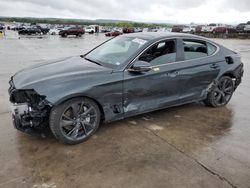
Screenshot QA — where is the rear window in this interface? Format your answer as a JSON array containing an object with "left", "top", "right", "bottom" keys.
[
  {"left": 183, "top": 40, "right": 207, "bottom": 60},
  {"left": 183, "top": 39, "right": 217, "bottom": 60}
]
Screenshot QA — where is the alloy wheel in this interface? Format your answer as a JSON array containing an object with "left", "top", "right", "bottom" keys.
[
  {"left": 59, "top": 101, "right": 97, "bottom": 140},
  {"left": 213, "top": 77, "right": 234, "bottom": 106}
]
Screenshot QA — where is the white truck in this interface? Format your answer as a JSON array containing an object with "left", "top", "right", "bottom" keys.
[
  {"left": 182, "top": 25, "right": 196, "bottom": 33},
  {"left": 85, "top": 25, "right": 99, "bottom": 33},
  {"left": 201, "top": 23, "right": 224, "bottom": 32}
]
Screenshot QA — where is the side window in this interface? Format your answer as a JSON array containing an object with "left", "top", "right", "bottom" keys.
[
  {"left": 183, "top": 40, "right": 207, "bottom": 60},
  {"left": 207, "top": 43, "right": 217, "bottom": 56},
  {"left": 138, "top": 40, "right": 176, "bottom": 66}
]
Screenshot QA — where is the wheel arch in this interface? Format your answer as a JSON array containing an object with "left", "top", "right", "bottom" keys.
[{"left": 222, "top": 72, "right": 236, "bottom": 79}]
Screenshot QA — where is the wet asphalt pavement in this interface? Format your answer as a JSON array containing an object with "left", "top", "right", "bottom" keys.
[{"left": 0, "top": 31, "right": 250, "bottom": 188}]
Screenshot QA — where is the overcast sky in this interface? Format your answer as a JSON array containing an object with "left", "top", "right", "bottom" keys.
[{"left": 0, "top": 0, "right": 249, "bottom": 24}]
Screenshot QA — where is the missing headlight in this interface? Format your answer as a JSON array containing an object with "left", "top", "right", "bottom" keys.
[{"left": 9, "top": 89, "right": 46, "bottom": 104}]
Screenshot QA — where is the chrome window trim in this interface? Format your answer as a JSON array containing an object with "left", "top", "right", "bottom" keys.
[{"left": 124, "top": 37, "right": 220, "bottom": 70}]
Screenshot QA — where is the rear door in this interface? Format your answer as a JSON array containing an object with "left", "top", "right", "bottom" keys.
[{"left": 177, "top": 38, "right": 221, "bottom": 103}]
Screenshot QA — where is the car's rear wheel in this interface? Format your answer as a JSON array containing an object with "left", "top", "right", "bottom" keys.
[
  {"left": 204, "top": 76, "right": 235, "bottom": 107},
  {"left": 50, "top": 97, "right": 101, "bottom": 144},
  {"left": 62, "top": 33, "right": 67, "bottom": 37}
]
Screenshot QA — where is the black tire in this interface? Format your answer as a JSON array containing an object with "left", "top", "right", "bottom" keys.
[
  {"left": 49, "top": 97, "right": 101, "bottom": 144},
  {"left": 77, "top": 33, "right": 82, "bottom": 37},
  {"left": 62, "top": 33, "right": 67, "bottom": 37},
  {"left": 204, "top": 76, "right": 235, "bottom": 107}
]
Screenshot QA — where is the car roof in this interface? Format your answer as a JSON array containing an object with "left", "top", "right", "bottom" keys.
[{"left": 123, "top": 32, "right": 204, "bottom": 41}]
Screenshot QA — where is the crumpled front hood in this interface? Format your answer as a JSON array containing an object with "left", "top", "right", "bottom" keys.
[{"left": 13, "top": 56, "right": 112, "bottom": 90}]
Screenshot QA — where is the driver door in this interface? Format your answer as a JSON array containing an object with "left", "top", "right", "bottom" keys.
[{"left": 123, "top": 39, "right": 182, "bottom": 117}]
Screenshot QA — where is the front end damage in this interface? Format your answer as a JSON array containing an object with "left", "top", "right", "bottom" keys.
[{"left": 8, "top": 78, "right": 52, "bottom": 137}]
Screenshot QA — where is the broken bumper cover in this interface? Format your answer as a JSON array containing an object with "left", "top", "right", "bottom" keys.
[
  {"left": 11, "top": 103, "right": 49, "bottom": 137},
  {"left": 9, "top": 78, "right": 51, "bottom": 137},
  {"left": 12, "top": 115, "right": 46, "bottom": 138}
]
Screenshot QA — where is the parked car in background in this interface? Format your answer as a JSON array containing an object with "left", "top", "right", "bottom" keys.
[
  {"left": 134, "top": 28, "right": 143, "bottom": 32},
  {"left": 182, "top": 25, "right": 196, "bottom": 33},
  {"left": 142, "top": 28, "right": 149, "bottom": 32},
  {"left": 9, "top": 32, "right": 244, "bottom": 144},
  {"left": 156, "top": 27, "right": 170, "bottom": 32},
  {"left": 105, "top": 30, "right": 122, "bottom": 37},
  {"left": 149, "top": 26, "right": 162, "bottom": 32},
  {"left": 85, "top": 25, "right": 99, "bottom": 33},
  {"left": 195, "top": 25, "right": 205, "bottom": 33},
  {"left": 236, "top": 23, "right": 246, "bottom": 33},
  {"left": 59, "top": 27, "right": 85, "bottom": 37},
  {"left": 85, "top": 26, "right": 95, "bottom": 33},
  {"left": 213, "top": 26, "right": 237, "bottom": 34},
  {"left": 11, "top": 25, "right": 26, "bottom": 31},
  {"left": 100, "top": 27, "right": 111, "bottom": 33},
  {"left": 201, "top": 23, "right": 224, "bottom": 32},
  {"left": 171, "top": 25, "right": 184, "bottom": 32},
  {"left": 49, "top": 28, "right": 62, "bottom": 35},
  {"left": 36, "top": 25, "right": 50, "bottom": 34},
  {"left": 18, "top": 27, "right": 42, "bottom": 35},
  {"left": 0, "top": 23, "right": 5, "bottom": 36},
  {"left": 122, "top": 27, "right": 135, "bottom": 33},
  {"left": 0, "top": 23, "right": 5, "bottom": 30},
  {"left": 244, "top": 21, "right": 250, "bottom": 33}
]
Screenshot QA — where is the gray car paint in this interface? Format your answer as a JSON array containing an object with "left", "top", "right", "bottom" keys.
[{"left": 11, "top": 32, "right": 243, "bottom": 123}]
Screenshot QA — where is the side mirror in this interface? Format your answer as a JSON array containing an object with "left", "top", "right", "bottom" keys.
[{"left": 128, "top": 61, "right": 152, "bottom": 73}]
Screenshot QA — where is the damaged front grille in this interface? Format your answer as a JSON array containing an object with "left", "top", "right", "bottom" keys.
[{"left": 9, "top": 78, "right": 46, "bottom": 104}]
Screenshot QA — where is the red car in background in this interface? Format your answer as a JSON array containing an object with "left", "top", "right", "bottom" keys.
[
  {"left": 213, "top": 27, "right": 237, "bottom": 34},
  {"left": 105, "top": 30, "right": 122, "bottom": 37},
  {"left": 59, "top": 27, "right": 85, "bottom": 37}
]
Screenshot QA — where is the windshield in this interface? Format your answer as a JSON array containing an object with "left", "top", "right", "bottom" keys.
[{"left": 85, "top": 36, "right": 148, "bottom": 68}]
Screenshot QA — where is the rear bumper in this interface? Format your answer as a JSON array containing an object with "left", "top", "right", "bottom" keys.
[{"left": 234, "top": 63, "right": 244, "bottom": 89}]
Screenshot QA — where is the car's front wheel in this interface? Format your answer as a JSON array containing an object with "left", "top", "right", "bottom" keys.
[
  {"left": 204, "top": 76, "right": 235, "bottom": 107},
  {"left": 49, "top": 97, "right": 101, "bottom": 144}
]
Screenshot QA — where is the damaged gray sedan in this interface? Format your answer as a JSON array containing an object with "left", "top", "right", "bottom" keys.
[{"left": 9, "top": 32, "right": 243, "bottom": 144}]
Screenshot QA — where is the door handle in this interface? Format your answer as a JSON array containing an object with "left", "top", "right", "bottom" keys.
[{"left": 210, "top": 64, "right": 219, "bottom": 69}]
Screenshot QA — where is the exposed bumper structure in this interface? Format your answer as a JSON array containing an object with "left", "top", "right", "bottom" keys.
[
  {"left": 12, "top": 114, "right": 47, "bottom": 137},
  {"left": 8, "top": 78, "right": 51, "bottom": 137}
]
